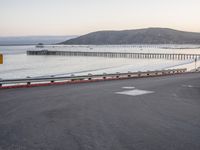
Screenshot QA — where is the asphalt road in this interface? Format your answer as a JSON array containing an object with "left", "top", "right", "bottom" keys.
[{"left": 0, "top": 73, "right": 200, "bottom": 150}]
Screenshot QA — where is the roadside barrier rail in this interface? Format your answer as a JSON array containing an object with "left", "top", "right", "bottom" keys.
[{"left": 0, "top": 68, "right": 187, "bottom": 89}]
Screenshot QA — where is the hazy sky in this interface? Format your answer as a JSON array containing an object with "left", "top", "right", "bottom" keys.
[{"left": 0, "top": 0, "right": 200, "bottom": 36}]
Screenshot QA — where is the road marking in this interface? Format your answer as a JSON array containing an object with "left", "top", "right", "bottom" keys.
[
  {"left": 122, "top": 86, "right": 135, "bottom": 89},
  {"left": 116, "top": 89, "right": 154, "bottom": 96},
  {"left": 188, "top": 85, "right": 194, "bottom": 88},
  {"left": 182, "top": 84, "right": 195, "bottom": 88}
]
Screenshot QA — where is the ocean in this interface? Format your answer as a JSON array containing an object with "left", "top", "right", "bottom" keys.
[{"left": 0, "top": 45, "right": 199, "bottom": 79}]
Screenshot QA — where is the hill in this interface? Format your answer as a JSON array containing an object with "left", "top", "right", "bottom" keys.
[{"left": 61, "top": 28, "right": 200, "bottom": 45}]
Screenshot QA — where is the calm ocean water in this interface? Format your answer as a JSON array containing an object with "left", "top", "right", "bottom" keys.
[{"left": 0, "top": 45, "right": 199, "bottom": 79}]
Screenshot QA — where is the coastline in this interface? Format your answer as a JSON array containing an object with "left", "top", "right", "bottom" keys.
[{"left": 169, "top": 59, "right": 200, "bottom": 71}]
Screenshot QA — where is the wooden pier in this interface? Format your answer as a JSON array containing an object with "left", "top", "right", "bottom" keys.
[{"left": 27, "top": 50, "right": 200, "bottom": 60}]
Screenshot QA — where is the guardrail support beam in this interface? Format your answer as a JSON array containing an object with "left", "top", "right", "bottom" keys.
[{"left": 0, "top": 69, "right": 187, "bottom": 88}]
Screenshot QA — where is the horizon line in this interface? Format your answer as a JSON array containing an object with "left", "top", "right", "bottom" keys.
[{"left": 1, "top": 27, "right": 200, "bottom": 37}]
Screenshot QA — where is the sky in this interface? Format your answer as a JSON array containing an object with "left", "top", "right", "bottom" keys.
[{"left": 0, "top": 0, "right": 200, "bottom": 36}]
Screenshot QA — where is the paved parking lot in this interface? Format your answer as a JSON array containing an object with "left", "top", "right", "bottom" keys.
[{"left": 0, "top": 73, "right": 200, "bottom": 150}]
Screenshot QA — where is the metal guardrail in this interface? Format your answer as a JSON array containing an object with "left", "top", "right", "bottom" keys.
[{"left": 0, "top": 69, "right": 187, "bottom": 88}]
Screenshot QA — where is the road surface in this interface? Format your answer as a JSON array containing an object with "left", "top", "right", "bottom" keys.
[{"left": 0, "top": 73, "right": 200, "bottom": 150}]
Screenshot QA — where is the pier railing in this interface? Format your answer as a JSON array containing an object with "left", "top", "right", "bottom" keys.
[
  {"left": 27, "top": 50, "right": 200, "bottom": 60},
  {"left": 0, "top": 68, "right": 186, "bottom": 88}
]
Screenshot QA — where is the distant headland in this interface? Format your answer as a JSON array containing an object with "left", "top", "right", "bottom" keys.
[{"left": 60, "top": 28, "right": 200, "bottom": 45}]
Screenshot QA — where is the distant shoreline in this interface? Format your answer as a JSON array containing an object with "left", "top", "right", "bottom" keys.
[
  {"left": 1, "top": 44, "right": 200, "bottom": 49},
  {"left": 0, "top": 44, "right": 54, "bottom": 46},
  {"left": 0, "top": 35, "right": 78, "bottom": 46}
]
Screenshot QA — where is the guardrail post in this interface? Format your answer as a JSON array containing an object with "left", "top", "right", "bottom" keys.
[
  {"left": 26, "top": 76, "right": 31, "bottom": 85},
  {"left": 128, "top": 71, "right": 131, "bottom": 78},
  {"left": 103, "top": 73, "right": 107, "bottom": 79},
  {"left": 50, "top": 75, "right": 54, "bottom": 83},
  {"left": 137, "top": 72, "right": 141, "bottom": 77},
  {"left": 88, "top": 73, "right": 92, "bottom": 80},
  {"left": 71, "top": 74, "right": 75, "bottom": 81},
  {"left": 116, "top": 72, "right": 120, "bottom": 78}
]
